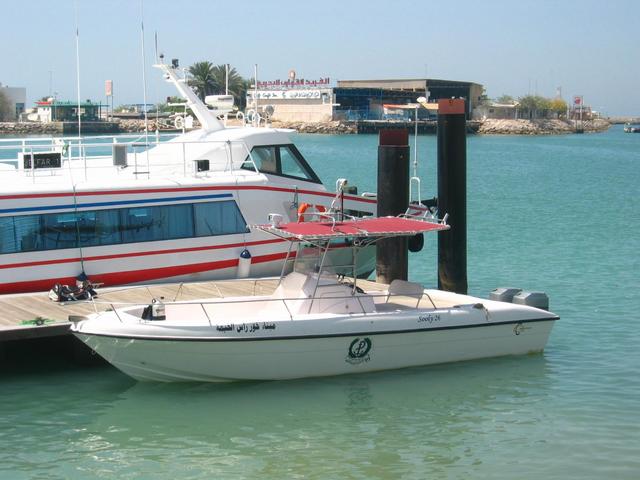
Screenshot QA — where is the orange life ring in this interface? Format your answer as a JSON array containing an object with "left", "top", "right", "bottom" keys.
[{"left": 297, "top": 203, "right": 326, "bottom": 222}]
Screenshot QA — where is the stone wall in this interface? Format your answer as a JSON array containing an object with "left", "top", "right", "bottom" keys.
[
  {"left": 1, "top": 118, "right": 612, "bottom": 137},
  {"left": 269, "top": 120, "right": 356, "bottom": 134},
  {"left": 477, "top": 118, "right": 610, "bottom": 135},
  {"left": 0, "top": 120, "right": 182, "bottom": 136},
  {"left": 0, "top": 121, "right": 120, "bottom": 135},
  {"left": 0, "top": 122, "right": 63, "bottom": 135}
]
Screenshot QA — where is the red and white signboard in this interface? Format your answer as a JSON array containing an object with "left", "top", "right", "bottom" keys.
[
  {"left": 105, "top": 80, "right": 113, "bottom": 97},
  {"left": 573, "top": 95, "right": 582, "bottom": 105}
]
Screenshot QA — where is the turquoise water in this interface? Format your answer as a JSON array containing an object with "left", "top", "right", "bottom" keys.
[{"left": 1, "top": 126, "right": 639, "bottom": 479}]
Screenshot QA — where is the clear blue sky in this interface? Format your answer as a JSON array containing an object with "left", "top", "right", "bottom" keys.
[{"left": 2, "top": 0, "right": 638, "bottom": 116}]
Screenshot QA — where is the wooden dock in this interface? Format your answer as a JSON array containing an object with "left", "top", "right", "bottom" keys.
[{"left": 0, "top": 278, "right": 388, "bottom": 342}]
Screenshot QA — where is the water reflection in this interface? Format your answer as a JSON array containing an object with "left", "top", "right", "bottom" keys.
[
  {"left": 1, "top": 355, "right": 554, "bottom": 478},
  {"left": 30, "top": 356, "right": 551, "bottom": 479}
]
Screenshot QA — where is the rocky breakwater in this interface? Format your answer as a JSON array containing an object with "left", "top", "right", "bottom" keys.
[
  {"left": 478, "top": 118, "right": 610, "bottom": 135},
  {"left": 270, "top": 120, "right": 356, "bottom": 134},
  {"left": 117, "top": 119, "right": 160, "bottom": 133},
  {"left": 116, "top": 118, "right": 202, "bottom": 133},
  {"left": 0, "top": 122, "right": 62, "bottom": 135},
  {"left": 0, "top": 121, "right": 122, "bottom": 135}
]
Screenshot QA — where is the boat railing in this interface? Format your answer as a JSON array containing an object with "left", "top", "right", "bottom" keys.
[
  {"left": 0, "top": 133, "right": 261, "bottom": 181},
  {"left": 91, "top": 289, "right": 440, "bottom": 324}
]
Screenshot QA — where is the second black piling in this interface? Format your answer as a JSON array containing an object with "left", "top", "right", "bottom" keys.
[
  {"left": 375, "top": 101, "right": 468, "bottom": 294},
  {"left": 437, "top": 99, "right": 468, "bottom": 294}
]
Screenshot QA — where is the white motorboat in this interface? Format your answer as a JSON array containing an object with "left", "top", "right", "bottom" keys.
[
  {"left": 0, "top": 61, "right": 376, "bottom": 294},
  {"left": 623, "top": 123, "right": 640, "bottom": 133},
  {"left": 71, "top": 212, "right": 559, "bottom": 382}
]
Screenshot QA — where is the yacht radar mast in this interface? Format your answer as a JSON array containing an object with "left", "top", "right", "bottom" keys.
[{"left": 153, "top": 60, "right": 225, "bottom": 132}]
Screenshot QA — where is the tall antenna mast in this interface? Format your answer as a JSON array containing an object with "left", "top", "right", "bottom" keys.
[
  {"left": 140, "top": 0, "right": 149, "bottom": 146},
  {"left": 154, "top": 31, "right": 160, "bottom": 136},
  {"left": 254, "top": 64, "right": 258, "bottom": 126},
  {"left": 154, "top": 31, "right": 159, "bottom": 63},
  {"left": 74, "top": 0, "right": 82, "bottom": 137}
]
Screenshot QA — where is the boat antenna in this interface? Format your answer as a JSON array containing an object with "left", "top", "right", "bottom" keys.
[
  {"left": 254, "top": 64, "right": 258, "bottom": 126},
  {"left": 154, "top": 30, "right": 160, "bottom": 138},
  {"left": 139, "top": 0, "right": 151, "bottom": 176},
  {"left": 154, "top": 31, "right": 159, "bottom": 64},
  {"left": 74, "top": 0, "right": 82, "bottom": 138},
  {"left": 409, "top": 96, "right": 428, "bottom": 206},
  {"left": 413, "top": 104, "right": 418, "bottom": 179},
  {"left": 140, "top": 0, "right": 150, "bottom": 146}
]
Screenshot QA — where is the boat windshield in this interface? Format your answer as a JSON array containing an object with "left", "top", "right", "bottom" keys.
[{"left": 292, "top": 242, "right": 345, "bottom": 277}]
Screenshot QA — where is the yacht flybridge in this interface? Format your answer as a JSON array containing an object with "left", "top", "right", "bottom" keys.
[
  {"left": 0, "top": 62, "right": 376, "bottom": 294},
  {"left": 71, "top": 213, "right": 559, "bottom": 382}
]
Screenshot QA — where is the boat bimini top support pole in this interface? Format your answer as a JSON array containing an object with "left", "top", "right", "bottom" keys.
[
  {"left": 307, "top": 240, "right": 333, "bottom": 314},
  {"left": 277, "top": 240, "right": 295, "bottom": 287}
]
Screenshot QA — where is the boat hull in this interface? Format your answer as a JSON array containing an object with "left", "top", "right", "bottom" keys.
[{"left": 74, "top": 319, "right": 555, "bottom": 382}]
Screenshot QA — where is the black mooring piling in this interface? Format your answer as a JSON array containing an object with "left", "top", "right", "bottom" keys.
[
  {"left": 437, "top": 98, "right": 468, "bottom": 294},
  {"left": 376, "top": 129, "right": 410, "bottom": 284}
]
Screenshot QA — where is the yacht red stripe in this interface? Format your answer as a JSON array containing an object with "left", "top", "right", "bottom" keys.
[
  {"left": 0, "top": 238, "right": 285, "bottom": 270},
  {"left": 0, "top": 185, "right": 376, "bottom": 204},
  {"left": 0, "top": 251, "right": 290, "bottom": 294}
]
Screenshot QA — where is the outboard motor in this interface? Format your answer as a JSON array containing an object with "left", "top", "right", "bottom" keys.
[
  {"left": 490, "top": 287, "right": 549, "bottom": 310},
  {"left": 489, "top": 287, "right": 522, "bottom": 303},
  {"left": 512, "top": 291, "right": 550, "bottom": 311}
]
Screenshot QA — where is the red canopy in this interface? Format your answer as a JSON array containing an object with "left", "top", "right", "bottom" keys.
[{"left": 255, "top": 216, "right": 449, "bottom": 241}]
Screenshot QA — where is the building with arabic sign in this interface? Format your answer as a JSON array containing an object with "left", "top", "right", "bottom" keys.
[
  {"left": 246, "top": 76, "right": 483, "bottom": 122},
  {"left": 247, "top": 88, "right": 335, "bottom": 122}
]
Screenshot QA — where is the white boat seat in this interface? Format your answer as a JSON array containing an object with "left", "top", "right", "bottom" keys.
[
  {"left": 385, "top": 279, "right": 424, "bottom": 301},
  {"left": 273, "top": 272, "right": 308, "bottom": 298}
]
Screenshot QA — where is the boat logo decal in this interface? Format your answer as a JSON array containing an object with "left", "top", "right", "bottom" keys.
[
  {"left": 513, "top": 322, "right": 532, "bottom": 335},
  {"left": 346, "top": 337, "right": 372, "bottom": 365}
]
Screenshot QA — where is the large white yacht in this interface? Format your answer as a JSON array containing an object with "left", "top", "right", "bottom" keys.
[{"left": 0, "top": 63, "right": 376, "bottom": 294}]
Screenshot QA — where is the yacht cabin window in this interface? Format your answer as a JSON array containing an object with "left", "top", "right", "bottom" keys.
[
  {"left": 248, "top": 146, "right": 278, "bottom": 174},
  {"left": 241, "top": 144, "right": 321, "bottom": 183},
  {"left": 0, "top": 200, "right": 249, "bottom": 254}
]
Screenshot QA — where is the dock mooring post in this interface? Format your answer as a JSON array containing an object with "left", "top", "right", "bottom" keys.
[
  {"left": 376, "top": 129, "right": 410, "bottom": 284},
  {"left": 437, "top": 98, "right": 468, "bottom": 294}
]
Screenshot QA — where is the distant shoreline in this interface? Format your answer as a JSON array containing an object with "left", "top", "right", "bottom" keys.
[{"left": 0, "top": 118, "right": 611, "bottom": 136}]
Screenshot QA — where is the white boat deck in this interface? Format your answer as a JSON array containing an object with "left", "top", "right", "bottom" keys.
[
  {"left": 0, "top": 277, "right": 466, "bottom": 341},
  {"left": 0, "top": 277, "right": 275, "bottom": 340}
]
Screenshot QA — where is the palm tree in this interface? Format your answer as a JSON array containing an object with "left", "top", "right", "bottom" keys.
[
  {"left": 188, "top": 62, "right": 250, "bottom": 109},
  {"left": 209, "top": 64, "right": 247, "bottom": 109},
  {"left": 188, "top": 61, "right": 218, "bottom": 101}
]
